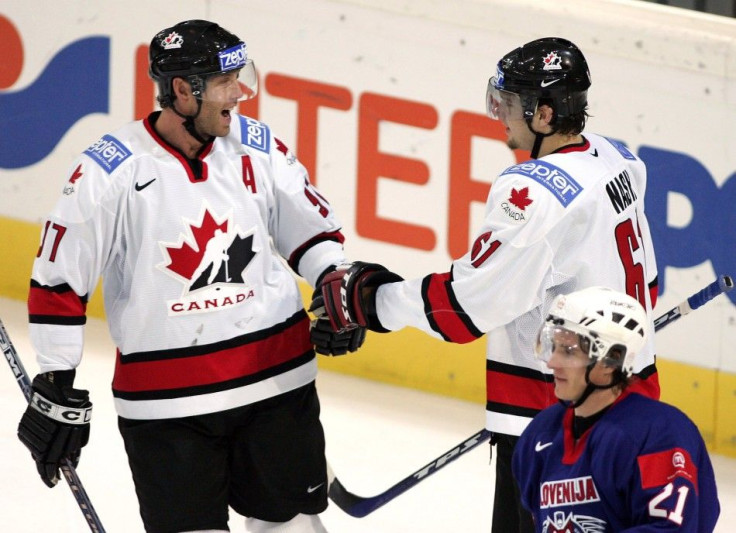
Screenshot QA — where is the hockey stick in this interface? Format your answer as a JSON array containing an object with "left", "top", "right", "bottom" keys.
[
  {"left": 0, "top": 319, "right": 106, "bottom": 533},
  {"left": 328, "top": 274, "right": 734, "bottom": 518},
  {"left": 653, "top": 274, "right": 733, "bottom": 332},
  {"left": 327, "top": 429, "right": 491, "bottom": 518}
]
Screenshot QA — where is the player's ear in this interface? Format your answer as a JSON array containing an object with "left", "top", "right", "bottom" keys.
[
  {"left": 172, "top": 77, "right": 192, "bottom": 101},
  {"left": 536, "top": 104, "right": 555, "bottom": 127}
]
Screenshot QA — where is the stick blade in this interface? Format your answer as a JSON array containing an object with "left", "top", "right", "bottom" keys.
[{"left": 328, "top": 476, "right": 375, "bottom": 518}]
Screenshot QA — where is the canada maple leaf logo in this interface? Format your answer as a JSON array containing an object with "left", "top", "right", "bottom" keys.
[
  {"left": 163, "top": 210, "right": 228, "bottom": 281},
  {"left": 543, "top": 51, "right": 562, "bottom": 70},
  {"left": 509, "top": 187, "right": 533, "bottom": 210},
  {"left": 68, "top": 164, "right": 83, "bottom": 184},
  {"left": 160, "top": 207, "right": 257, "bottom": 292}
]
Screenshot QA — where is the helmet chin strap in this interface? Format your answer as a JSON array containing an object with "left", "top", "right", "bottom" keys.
[
  {"left": 526, "top": 120, "right": 556, "bottom": 159},
  {"left": 571, "top": 362, "right": 618, "bottom": 409},
  {"left": 524, "top": 102, "right": 557, "bottom": 159},
  {"left": 171, "top": 76, "right": 215, "bottom": 146},
  {"left": 171, "top": 101, "right": 214, "bottom": 145}
]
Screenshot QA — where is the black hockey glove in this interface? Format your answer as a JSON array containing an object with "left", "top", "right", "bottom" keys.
[
  {"left": 17, "top": 370, "right": 92, "bottom": 488},
  {"left": 309, "top": 262, "right": 403, "bottom": 333},
  {"left": 310, "top": 316, "right": 366, "bottom": 356}
]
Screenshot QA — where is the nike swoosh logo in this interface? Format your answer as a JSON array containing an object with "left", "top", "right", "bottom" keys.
[
  {"left": 307, "top": 483, "right": 324, "bottom": 493},
  {"left": 540, "top": 79, "right": 560, "bottom": 88},
  {"left": 591, "top": 149, "right": 599, "bottom": 157},
  {"left": 135, "top": 178, "right": 156, "bottom": 191},
  {"left": 535, "top": 441, "right": 553, "bottom": 452}
]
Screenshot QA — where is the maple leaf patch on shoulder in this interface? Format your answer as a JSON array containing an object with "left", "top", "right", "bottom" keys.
[
  {"left": 496, "top": 185, "right": 535, "bottom": 224},
  {"left": 63, "top": 163, "right": 84, "bottom": 195},
  {"left": 510, "top": 187, "right": 533, "bottom": 210}
]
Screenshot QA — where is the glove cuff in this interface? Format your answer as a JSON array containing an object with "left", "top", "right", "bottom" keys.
[
  {"left": 359, "top": 270, "right": 403, "bottom": 333},
  {"left": 42, "top": 369, "right": 76, "bottom": 389},
  {"left": 30, "top": 392, "right": 92, "bottom": 425}
]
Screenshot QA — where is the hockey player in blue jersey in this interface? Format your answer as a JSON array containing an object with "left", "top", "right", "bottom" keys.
[{"left": 513, "top": 287, "right": 719, "bottom": 531}]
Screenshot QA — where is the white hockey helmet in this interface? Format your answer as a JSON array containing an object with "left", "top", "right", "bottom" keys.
[{"left": 537, "top": 287, "right": 648, "bottom": 376}]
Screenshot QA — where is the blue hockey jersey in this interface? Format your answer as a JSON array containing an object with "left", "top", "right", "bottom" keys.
[{"left": 513, "top": 391, "right": 720, "bottom": 531}]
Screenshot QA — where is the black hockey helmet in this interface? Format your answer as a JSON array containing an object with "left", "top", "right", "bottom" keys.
[
  {"left": 487, "top": 37, "right": 591, "bottom": 121},
  {"left": 149, "top": 19, "right": 257, "bottom": 108}
]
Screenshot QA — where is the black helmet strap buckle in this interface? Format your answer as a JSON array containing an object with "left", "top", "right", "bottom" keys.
[{"left": 170, "top": 75, "right": 215, "bottom": 145}]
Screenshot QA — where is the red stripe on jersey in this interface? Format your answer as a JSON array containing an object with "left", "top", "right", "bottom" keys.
[
  {"left": 554, "top": 137, "right": 591, "bottom": 154},
  {"left": 288, "top": 230, "right": 346, "bottom": 275},
  {"left": 628, "top": 370, "right": 660, "bottom": 400},
  {"left": 486, "top": 369, "right": 556, "bottom": 411},
  {"left": 562, "top": 407, "right": 592, "bottom": 464},
  {"left": 112, "top": 315, "right": 312, "bottom": 392},
  {"left": 649, "top": 283, "right": 658, "bottom": 308},
  {"left": 144, "top": 114, "right": 212, "bottom": 182},
  {"left": 28, "top": 284, "right": 86, "bottom": 317},
  {"left": 638, "top": 447, "right": 699, "bottom": 494},
  {"left": 425, "top": 272, "right": 479, "bottom": 344}
]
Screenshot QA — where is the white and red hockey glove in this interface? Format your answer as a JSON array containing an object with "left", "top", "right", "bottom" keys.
[{"left": 309, "top": 262, "right": 403, "bottom": 334}]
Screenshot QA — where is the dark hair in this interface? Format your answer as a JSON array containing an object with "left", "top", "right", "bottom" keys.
[
  {"left": 603, "top": 346, "right": 630, "bottom": 389},
  {"left": 539, "top": 97, "right": 589, "bottom": 135}
]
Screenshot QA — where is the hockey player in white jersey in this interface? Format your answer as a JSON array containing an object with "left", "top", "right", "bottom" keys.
[
  {"left": 513, "top": 287, "right": 719, "bottom": 531},
  {"left": 311, "top": 37, "right": 660, "bottom": 532},
  {"left": 16, "top": 19, "right": 364, "bottom": 533}
]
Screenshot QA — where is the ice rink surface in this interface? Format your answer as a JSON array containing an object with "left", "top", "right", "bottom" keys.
[{"left": 1, "top": 296, "right": 734, "bottom": 532}]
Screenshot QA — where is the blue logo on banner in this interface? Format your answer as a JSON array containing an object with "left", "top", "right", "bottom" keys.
[
  {"left": 83, "top": 134, "right": 131, "bottom": 173},
  {"left": 0, "top": 36, "right": 110, "bottom": 169},
  {"left": 501, "top": 160, "right": 583, "bottom": 207}
]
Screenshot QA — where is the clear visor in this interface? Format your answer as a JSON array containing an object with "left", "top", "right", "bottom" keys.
[
  {"left": 486, "top": 77, "right": 525, "bottom": 121},
  {"left": 535, "top": 324, "right": 591, "bottom": 368},
  {"left": 199, "top": 59, "right": 258, "bottom": 104}
]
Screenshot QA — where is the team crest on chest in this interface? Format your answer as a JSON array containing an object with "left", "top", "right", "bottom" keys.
[
  {"left": 541, "top": 511, "right": 607, "bottom": 533},
  {"left": 158, "top": 203, "right": 260, "bottom": 315}
]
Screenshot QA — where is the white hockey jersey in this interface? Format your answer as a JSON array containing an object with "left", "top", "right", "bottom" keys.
[
  {"left": 29, "top": 112, "right": 346, "bottom": 420},
  {"left": 377, "top": 133, "right": 659, "bottom": 436}
]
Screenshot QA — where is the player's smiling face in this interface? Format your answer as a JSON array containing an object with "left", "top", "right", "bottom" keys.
[{"left": 195, "top": 71, "right": 243, "bottom": 137}]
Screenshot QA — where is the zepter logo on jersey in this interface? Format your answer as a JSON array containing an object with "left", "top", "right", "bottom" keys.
[
  {"left": 157, "top": 203, "right": 260, "bottom": 316},
  {"left": 501, "top": 161, "right": 583, "bottom": 207}
]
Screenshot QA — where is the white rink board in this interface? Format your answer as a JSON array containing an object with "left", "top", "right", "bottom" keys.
[{"left": 0, "top": 2, "right": 734, "bottom": 372}]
